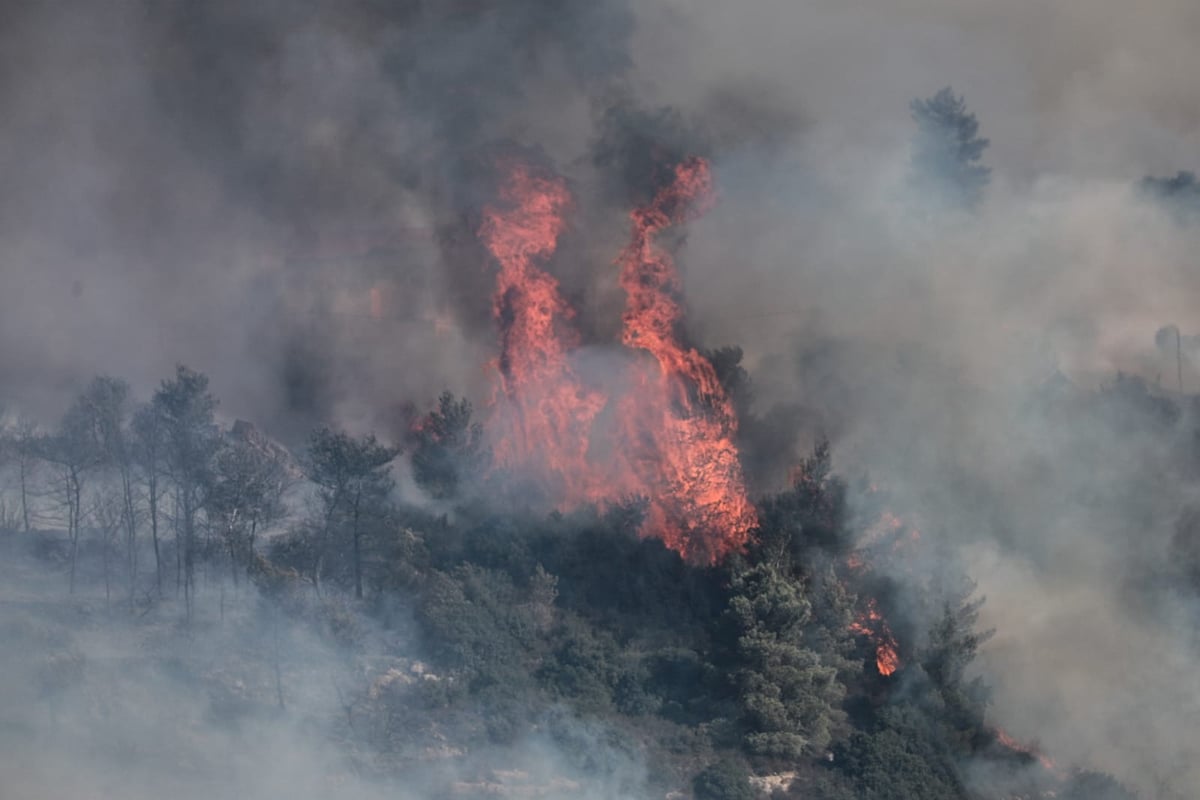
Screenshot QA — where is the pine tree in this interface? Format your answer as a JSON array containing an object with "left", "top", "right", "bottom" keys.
[
  {"left": 910, "top": 87, "right": 990, "bottom": 210},
  {"left": 721, "top": 563, "right": 845, "bottom": 758},
  {"left": 304, "top": 427, "right": 397, "bottom": 598}
]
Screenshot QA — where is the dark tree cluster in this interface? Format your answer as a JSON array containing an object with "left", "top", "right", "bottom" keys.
[{"left": 1141, "top": 170, "right": 1200, "bottom": 217}]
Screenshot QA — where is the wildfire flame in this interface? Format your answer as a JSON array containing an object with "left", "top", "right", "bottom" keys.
[
  {"left": 614, "top": 158, "right": 757, "bottom": 563},
  {"left": 994, "top": 729, "right": 1057, "bottom": 773},
  {"left": 476, "top": 157, "right": 756, "bottom": 564},
  {"left": 849, "top": 598, "right": 901, "bottom": 676},
  {"left": 841, "top": 501, "right": 918, "bottom": 676},
  {"left": 479, "top": 162, "right": 608, "bottom": 505}
]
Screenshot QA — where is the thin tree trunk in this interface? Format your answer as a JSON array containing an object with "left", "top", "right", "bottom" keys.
[
  {"left": 148, "top": 474, "right": 161, "bottom": 597},
  {"left": 183, "top": 491, "right": 195, "bottom": 624},
  {"left": 314, "top": 486, "right": 344, "bottom": 599},
  {"left": 103, "top": 524, "right": 112, "bottom": 607},
  {"left": 229, "top": 532, "right": 239, "bottom": 588},
  {"left": 123, "top": 470, "right": 137, "bottom": 610},
  {"left": 18, "top": 455, "right": 30, "bottom": 534},
  {"left": 315, "top": 509, "right": 334, "bottom": 596},
  {"left": 352, "top": 494, "right": 363, "bottom": 600},
  {"left": 67, "top": 469, "right": 80, "bottom": 595},
  {"left": 271, "top": 609, "right": 286, "bottom": 710},
  {"left": 174, "top": 489, "right": 182, "bottom": 598}
]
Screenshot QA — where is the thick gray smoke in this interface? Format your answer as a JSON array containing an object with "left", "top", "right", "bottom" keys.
[
  {"left": 0, "top": 534, "right": 651, "bottom": 800},
  {"left": 630, "top": 5, "right": 1200, "bottom": 797},
  {"left": 0, "top": 0, "right": 640, "bottom": 436},
  {"left": 4, "top": 0, "right": 1200, "bottom": 796}
]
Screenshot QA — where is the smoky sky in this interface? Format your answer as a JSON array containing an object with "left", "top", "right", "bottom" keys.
[
  {"left": 5, "top": 1, "right": 1200, "bottom": 795},
  {"left": 0, "top": 0, "right": 646, "bottom": 434},
  {"left": 5, "top": 1, "right": 1200, "bottom": 424}
]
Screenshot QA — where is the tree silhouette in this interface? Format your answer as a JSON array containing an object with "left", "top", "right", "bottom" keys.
[
  {"left": 304, "top": 427, "right": 397, "bottom": 598},
  {"left": 910, "top": 87, "right": 990, "bottom": 210}
]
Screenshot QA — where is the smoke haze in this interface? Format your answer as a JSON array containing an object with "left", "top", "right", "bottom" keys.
[{"left": 3, "top": 0, "right": 1200, "bottom": 796}]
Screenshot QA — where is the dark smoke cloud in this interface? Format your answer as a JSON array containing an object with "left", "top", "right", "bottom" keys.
[
  {"left": 0, "top": 0, "right": 802, "bottom": 440},
  {"left": 0, "top": 0, "right": 646, "bottom": 434}
]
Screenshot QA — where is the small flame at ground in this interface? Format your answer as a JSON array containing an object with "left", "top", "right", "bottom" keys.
[{"left": 849, "top": 598, "right": 901, "bottom": 676}]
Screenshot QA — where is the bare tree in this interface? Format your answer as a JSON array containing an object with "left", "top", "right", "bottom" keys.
[
  {"left": 151, "top": 366, "right": 220, "bottom": 622},
  {"left": 1, "top": 417, "right": 42, "bottom": 533},
  {"left": 132, "top": 402, "right": 168, "bottom": 597},
  {"left": 77, "top": 376, "right": 140, "bottom": 609},
  {"left": 304, "top": 427, "right": 397, "bottom": 599},
  {"left": 207, "top": 435, "right": 290, "bottom": 589},
  {"left": 41, "top": 399, "right": 104, "bottom": 594},
  {"left": 93, "top": 490, "right": 124, "bottom": 607}
]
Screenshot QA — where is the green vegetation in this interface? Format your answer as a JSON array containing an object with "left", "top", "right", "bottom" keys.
[{"left": 0, "top": 364, "right": 1152, "bottom": 799}]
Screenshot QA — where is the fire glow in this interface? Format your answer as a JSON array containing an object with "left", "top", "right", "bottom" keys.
[
  {"left": 477, "top": 157, "right": 756, "bottom": 565},
  {"left": 995, "top": 729, "right": 1057, "bottom": 773},
  {"left": 841, "top": 500, "right": 921, "bottom": 677},
  {"left": 850, "top": 598, "right": 901, "bottom": 676}
]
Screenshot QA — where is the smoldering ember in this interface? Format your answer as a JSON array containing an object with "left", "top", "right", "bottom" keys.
[{"left": 2, "top": 3, "right": 1200, "bottom": 800}]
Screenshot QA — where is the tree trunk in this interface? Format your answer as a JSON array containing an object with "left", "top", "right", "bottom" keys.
[
  {"left": 18, "top": 455, "right": 30, "bottom": 534},
  {"left": 317, "top": 488, "right": 342, "bottom": 596},
  {"left": 123, "top": 470, "right": 137, "bottom": 610},
  {"left": 174, "top": 489, "right": 182, "bottom": 598},
  {"left": 67, "top": 469, "right": 80, "bottom": 595},
  {"left": 272, "top": 610, "right": 286, "bottom": 710},
  {"left": 229, "top": 533, "right": 239, "bottom": 588},
  {"left": 183, "top": 491, "right": 194, "bottom": 624},
  {"left": 148, "top": 474, "right": 161, "bottom": 597},
  {"left": 352, "top": 493, "right": 363, "bottom": 600},
  {"left": 103, "top": 524, "right": 112, "bottom": 607}
]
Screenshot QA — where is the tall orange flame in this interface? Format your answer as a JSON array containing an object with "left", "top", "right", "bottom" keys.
[
  {"left": 615, "top": 158, "right": 757, "bottom": 564},
  {"left": 478, "top": 163, "right": 608, "bottom": 505},
  {"left": 476, "top": 157, "right": 756, "bottom": 565}
]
